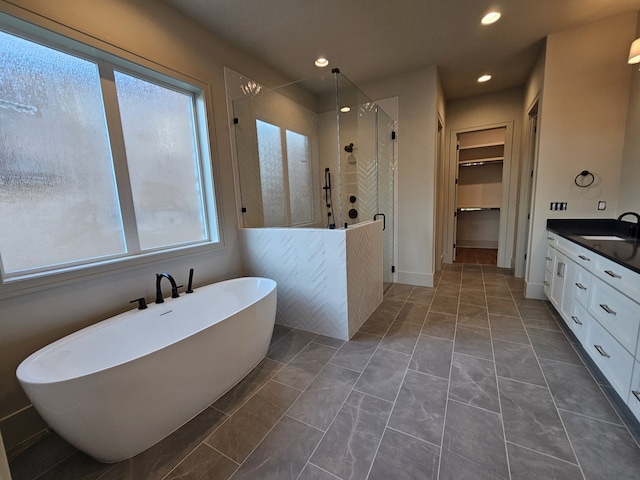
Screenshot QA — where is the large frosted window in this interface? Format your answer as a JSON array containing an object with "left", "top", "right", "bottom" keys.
[
  {"left": 256, "top": 120, "right": 286, "bottom": 227},
  {"left": 0, "top": 27, "right": 216, "bottom": 280},
  {"left": 114, "top": 72, "right": 207, "bottom": 249},
  {"left": 255, "top": 120, "right": 312, "bottom": 227},
  {"left": 286, "top": 130, "right": 313, "bottom": 225},
  {"left": 0, "top": 31, "right": 125, "bottom": 274}
]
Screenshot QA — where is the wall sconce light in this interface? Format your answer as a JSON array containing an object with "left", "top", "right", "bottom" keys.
[{"left": 628, "top": 38, "right": 640, "bottom": 65}]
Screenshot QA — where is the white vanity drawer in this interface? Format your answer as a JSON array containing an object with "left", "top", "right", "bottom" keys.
[
  {"left": 571, "top": 266, "right": 591, "bottom": 308},
  {"left": 569, "top": 301, "right": 590, "bottom": 345},
  {"left": 586, "top": 318, "right": 634, "bottom": 399},
  {"left": 556, "top": 236, "right": 594, "bottom": 271},
  {"left": 593, "top": 254, "right": 640, "bottom": 300},
  {"left": 589, "top": 276, "right": 640, "bottom": 354},
  {"left": 628, "top": 361, "right": 640, "bottom": 423}
]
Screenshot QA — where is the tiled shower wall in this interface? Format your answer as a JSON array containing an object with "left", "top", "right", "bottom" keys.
[
  {"left": 239, "top": 221, "right": 382, "bottom": 340},
  {"left": 345, "top": 220, "right": 383, "bottom": 337}
]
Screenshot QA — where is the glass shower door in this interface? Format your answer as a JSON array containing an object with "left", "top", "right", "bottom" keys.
[{"left": 377, "top": 107, "right": 395, "bottom": 289}]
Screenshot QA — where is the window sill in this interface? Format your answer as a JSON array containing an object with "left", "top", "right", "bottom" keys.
[{"left": 0, "top": 241, "right": 223, "bottom": 300}]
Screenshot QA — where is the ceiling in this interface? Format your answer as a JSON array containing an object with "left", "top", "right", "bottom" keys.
[{"left": 163, "top": 0, "right": 640, "bottom": 100}]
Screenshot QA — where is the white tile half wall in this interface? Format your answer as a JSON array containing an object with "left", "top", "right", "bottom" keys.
[{"left": 239, "top": 221, "right": 383, "bottom": 340}]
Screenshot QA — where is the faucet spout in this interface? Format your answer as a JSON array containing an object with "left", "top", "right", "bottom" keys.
[
  {"left": 617, "top": 212, "right": 640, "bottom": 239},
  {"left": 155, "top": 273, "right": 181, "bottom": 304}
]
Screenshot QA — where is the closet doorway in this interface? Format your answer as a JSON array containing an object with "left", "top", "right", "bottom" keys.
[{"left": 451, "top": 123, "right": 513, "bottom": 266}]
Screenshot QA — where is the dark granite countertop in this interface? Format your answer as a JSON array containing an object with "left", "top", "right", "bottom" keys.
[{"left": 546, "top": 218, "right": 640, "bottom": 275}]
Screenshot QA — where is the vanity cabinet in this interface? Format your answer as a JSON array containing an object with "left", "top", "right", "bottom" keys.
[{"left": 546, "top": 230, "right": 640, "bottom": 420}]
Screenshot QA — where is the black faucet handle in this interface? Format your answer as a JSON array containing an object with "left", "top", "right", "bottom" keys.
[
  {"left": 186, "top": 268, "right": 194, "bottom": 294},
  {"left": 130, "top": 297, "right": 147, "bottom": 310},
  {"left": 171, "top": 285, "right": 183, "bottom": 298}
]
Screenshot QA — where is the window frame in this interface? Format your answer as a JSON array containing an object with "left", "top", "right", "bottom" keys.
[{"left": 0, "top": 12, "right": 223, "bottom": 297}]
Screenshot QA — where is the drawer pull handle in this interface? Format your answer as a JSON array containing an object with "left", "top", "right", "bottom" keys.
[
  {"left": 594, "top": 345, "right": 610, "bottom": 358},
  {"left": 571, "top": 315, "right": 583, "bottom": 325},
  {"left": 633, "top": 391, "right": 640, "bottom": 402},
  {"left": 599, "top": 304, "right": 617, "bottom": 315},
  {"left": 575, "top": 283, "right": 587, "bottom": 290},
  {"left": 578, "top": 255, "right": 590, "bottom": 261},
  {"left": 604, "top": 270, "right": 622, "bottom": 279},
  {"left": 545, "top": 256, "right": 552, "bottom": 261},
  {"left": 548, "top": 236, "right": 555, "bottom": 240},
  {"left": 543, "top": 281, "right": 550, "bottom": 287}
]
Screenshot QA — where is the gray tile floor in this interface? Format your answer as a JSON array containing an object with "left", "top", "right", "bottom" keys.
[{"left": 9, "top": 264, "right": 640, "bottom": 479}]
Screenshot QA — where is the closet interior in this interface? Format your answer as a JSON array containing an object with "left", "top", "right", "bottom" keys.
[{"left": 455, "top": 127, "right": 506, "bottom": 261}]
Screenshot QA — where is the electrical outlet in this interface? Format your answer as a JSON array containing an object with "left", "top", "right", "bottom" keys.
[
  {"left": 598, "top": 201, "right": 606, "bottom": 211},
  {"left": 549, "top": 202, "right": 568, "bottom": 211}
]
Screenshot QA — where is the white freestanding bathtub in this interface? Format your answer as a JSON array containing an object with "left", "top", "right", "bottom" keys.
[{"left": 16, "top": 276, "right": 277, "bottom": 463}]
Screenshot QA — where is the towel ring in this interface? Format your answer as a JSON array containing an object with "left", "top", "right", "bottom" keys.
[{"left": 574, "top": 170, "right": 594, "bottom": 187}]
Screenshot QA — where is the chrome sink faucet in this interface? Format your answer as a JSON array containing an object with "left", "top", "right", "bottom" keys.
[
  {"left": 155, "top": 273, "right": 181, "bottom": 304},
  {"left": 617, "top": 212, "right": 640, "bottom": 239}
]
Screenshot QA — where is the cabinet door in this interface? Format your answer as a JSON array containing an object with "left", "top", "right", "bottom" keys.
[
  {"left": 543, "top": 269, "right": 552, "bottom": 298},
  {"left": 549, "top": 249, "right": 566, "bottom": 310},
  {"left": 559, "top": 258, "right": 576, "bottom": 324}
]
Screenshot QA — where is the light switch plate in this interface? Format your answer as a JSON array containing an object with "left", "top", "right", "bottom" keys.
[{"left": 598, "top": 201, "right": 606, "bottom": 211}]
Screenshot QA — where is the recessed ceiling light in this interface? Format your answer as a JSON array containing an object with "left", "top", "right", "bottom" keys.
[
  {"left": 481, "top": 11, "right": 501, "bottom": 25},
  {"left": 477, "top": 74, "right": 492, "bottom": 83},
  {"left": 340, "top": 106, "right": 351, "bottom": 113},
  {"left": 315, "top": 57, "right": 329, "bottom": 67}
]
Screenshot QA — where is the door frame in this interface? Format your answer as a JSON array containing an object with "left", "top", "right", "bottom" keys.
[
  {"left": 517, "top": 97, "right": 541, "bottom": 279},
  {"left": 445, "top": 121, "right": 514, "bottom": 267},
  {"left": 434, "top": 115, "right": 446, "bottom": 271}
]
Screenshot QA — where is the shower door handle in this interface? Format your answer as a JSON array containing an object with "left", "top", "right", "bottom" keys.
[{"left": 374, "top": 213, "right": 386, "bottom": 230}]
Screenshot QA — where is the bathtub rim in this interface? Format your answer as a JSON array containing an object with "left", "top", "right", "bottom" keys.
[{"left": 16, "top": 276, "right": 277, "bottom": 386}]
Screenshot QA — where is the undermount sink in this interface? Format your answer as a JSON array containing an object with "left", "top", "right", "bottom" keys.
[{"left": 580, "top": 235, "right": 627, "bottom": 241}]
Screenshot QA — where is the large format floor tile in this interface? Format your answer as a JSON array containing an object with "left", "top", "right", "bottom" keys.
[
  {"left": 440, "top": 400, "right": 510, "bottom": 480},
  {"left": 10, "top": 264, "right": 640, "bottom": 480}
]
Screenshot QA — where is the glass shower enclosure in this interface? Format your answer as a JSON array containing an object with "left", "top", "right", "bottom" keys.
[{"left": 226, "top": 67, "right": 395, "bottom": 287}]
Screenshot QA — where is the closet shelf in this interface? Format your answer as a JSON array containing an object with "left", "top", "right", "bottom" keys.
[
  {"left": 458, "top": 141, "right": 504, "bottom": 150},
  {"left": 457, "top": 206, "right": 501, "bottom": 212},
  {"left": 459, "top": 157, "right": 504, "bottom": 167}
]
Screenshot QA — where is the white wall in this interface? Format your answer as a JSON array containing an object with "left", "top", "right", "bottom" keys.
[
  {"left": 361, "top": 67, "right": 441, "bottom": 286},
  {"left": 526, "top": 12, "right": 637, "bottom": 298},
  {"left": 619, "top": 12, "right": 640, "bottom": 214},
  {"left": 0, "top": 0, "right": 293, "bottom": 451}
]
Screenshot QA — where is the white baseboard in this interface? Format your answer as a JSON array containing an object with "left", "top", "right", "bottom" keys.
[
  {"left": 457, "top": 240, "right": 499, "bottom": 249},
  {"left": 525, "top": 280, "right": 547, "bottom": 300},
  {"left": 397, "top": 271, "right": 433, "bottom": 288}
]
